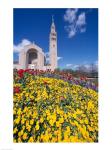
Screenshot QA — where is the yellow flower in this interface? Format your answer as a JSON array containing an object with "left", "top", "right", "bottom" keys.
[
  {"left": 66, "top": 126, "right": 70, "bottom": 133},
  {"left": 28, "top": 137, "right": 34, "bottom": 142},
  {"left": 73, "top": 113, "right": 77, "bottom": 118},
  {"left": 15, "top": 117, "right": 20, "bottom": 124},
  {"left": 33, "top": 111, "right": 38, "bottom": 119},
  {"left": 40, "top": 134, "right": 45, "bottom": 140},
  {"left": 23, "top": 132, "right": 28, "bottom": 140},
  {"left": 40, "top": 117, "right": 44, "bottom": 123},
  {"left": 59, "top": 117, "right": 64, "bottom": 123},
  {"left": 26, "top": 125, "right": 31, "bottom": 132},
  {"left": 21, "top": 118, "right": 25, "bottom": 124},
  {"left": 56, "top": 121, "right": 60, "bottom": 127},
  {"left": 30, "top": 119, "right": 34, "bottom": 125},
  {"left": 18, "top": 131, "right": 22, "bottom": 137},
  {"left": 13, "top": 127, "right": 18, "bottom": 134},
  {"left": 18, "top": 137, "right": 22, "bottom": 142},
  {"left": 17, "top": 108, "right": 22, "bottom": 115},
  {"left": 85, "top": 118, "right": 89, "bottom": 124},
  {"left": 88, "top": 101, "right": 94, "bottom": 110},
  {"left": 49, "top": 119, "right": 54, "bottom": 126},
  {"left": 13, "top": 139, "right": 16, "bottom": 143},
  {"left": 35, "top": 122, "right": 39, "bottom": 131}
]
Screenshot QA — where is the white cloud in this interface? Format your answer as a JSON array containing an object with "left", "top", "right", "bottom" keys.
[
  {"left": 46, "top": 56, "right": 62, "bottom": 62},
  {"left": 80, "top": 28, "right": 86, "bottom": 33},
  {"left": 76, "top": 12, "right": 86, "bottom": 26},
  {"left": 74, "top": 65, "right": 79, "bottom": 69},
  {"left": 94, "top": 60, "right": 98, "bottom": 71},
  {"left": 95, "top": 60, "right": 98, "bottom": 66},
  {"left": 45, "top": 52, "right": 62, "bottom": 61},
  {"left": 65, "top": 24, "right": 76, "bottom": 38},
  {"left": 66, "top": 60, "right": 98, "bottom": 72},
  {"left": 64, "top": 9, "right": 78, "bottom": 23},
  {"left": 74, "top": 61, "right": 98, "bottom": 72},
  {"left": 66, "top": 64, "right": 73, "bottom": 67},
  {"left": 64, "top": 9, "right": 86, "bottom": 38},
  {"left": 13, "top": 39, "right": 32, "bottom": 52},
  {"left": 57, "top": 57, "right": 63, "bottom": 61}
]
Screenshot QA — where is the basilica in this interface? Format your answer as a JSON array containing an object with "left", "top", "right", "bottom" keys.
[{"left": 14, "top": 17, "right": 58, "bottom": 71}]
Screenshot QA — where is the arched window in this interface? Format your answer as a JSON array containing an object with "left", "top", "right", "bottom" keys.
[{"left": 27, "top": 49, "right": 38, "bottom": 64}]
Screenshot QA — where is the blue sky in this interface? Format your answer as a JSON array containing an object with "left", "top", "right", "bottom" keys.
[{"left": 13, "top": 8, "right": 98, "bottom": 69}]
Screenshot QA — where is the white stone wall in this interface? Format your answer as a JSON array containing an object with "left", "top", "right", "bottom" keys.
[{"left": 19, "top": 49, "right": 26, "bottom": 69}]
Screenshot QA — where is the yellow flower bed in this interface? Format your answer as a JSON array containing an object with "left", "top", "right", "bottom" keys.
[{"left": 13, "top": 76, "right": 98, "bottom": 142}]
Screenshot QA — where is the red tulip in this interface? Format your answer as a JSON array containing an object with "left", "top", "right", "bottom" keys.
[
  {"left": 17, "top": 69, "right": 24, "bottom": 78},
  {"left": 14, "top": 86, "right": 21, "bottom": 93}
]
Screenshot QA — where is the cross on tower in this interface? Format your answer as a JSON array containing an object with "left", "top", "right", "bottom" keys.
[{"left": 52, "top": 15, "right": 54, "bottom": 23}]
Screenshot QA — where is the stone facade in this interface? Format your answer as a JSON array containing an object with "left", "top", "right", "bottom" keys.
[
  {"left": 14, "top": 17, "right": 58, "bottom": 71},
  {"left": 19, "top": 44, "right": 45, "bottom": 70}
]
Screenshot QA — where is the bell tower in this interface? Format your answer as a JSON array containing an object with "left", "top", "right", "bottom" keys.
[{"left": 49, "top": 16, "right": 57, "bottom": 70}]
